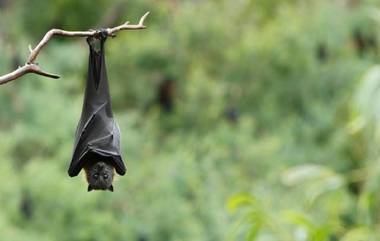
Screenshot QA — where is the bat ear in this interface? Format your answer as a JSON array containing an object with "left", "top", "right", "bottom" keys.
[
  {"left": 108, "top": 185, "right": 114, "bottom": 192},
  {"left": 87, "top": 185, "right": 94, "bottom": 192}
]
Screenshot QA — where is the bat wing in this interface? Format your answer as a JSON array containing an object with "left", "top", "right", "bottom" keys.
[{"left": 68, "top": 106, "right": 126, "bottom": 177}]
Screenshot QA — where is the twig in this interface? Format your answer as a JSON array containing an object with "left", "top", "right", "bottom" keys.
[{"left": 0, "top": 11, "right": 149, "bottom": 85}]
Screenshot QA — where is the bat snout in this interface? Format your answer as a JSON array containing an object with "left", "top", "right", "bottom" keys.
[{"left": 95, "top": 161, "right": 106, "bottom": 170}]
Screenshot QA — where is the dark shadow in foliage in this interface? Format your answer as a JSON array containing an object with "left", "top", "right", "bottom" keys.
[
  {"left": 157, "top": 78, "right": 175, "bottom": 113},
  {"left": 20, "top": 190, "right": 33, "bottom": 220},
  {"left": 316, "top": 42, "right": 329, "bottom": 62},
  {"left": 225, "top": 106, "right": 239, "bottom": 124},
  {"left": 353, "top": 28, "right": 378, "bottom": 57},
  {"left": 138, "top": 234, "right": 148, "bottom": 241}
]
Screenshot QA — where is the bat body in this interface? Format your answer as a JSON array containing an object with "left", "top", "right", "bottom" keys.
[{"left": 68, "top": 32, "right": 126, "bottom": 191}]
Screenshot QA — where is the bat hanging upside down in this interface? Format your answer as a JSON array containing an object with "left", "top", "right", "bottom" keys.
[{"left": 68, "top": 31, "right": 126, "bottom": 192}]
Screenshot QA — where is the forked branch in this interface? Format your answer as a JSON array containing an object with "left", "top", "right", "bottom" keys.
[{"left": 0, "top": 11, "right": 149, "bottom": 85}]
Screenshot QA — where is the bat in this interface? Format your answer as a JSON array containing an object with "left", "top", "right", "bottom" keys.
[{"left": 68, "top": 31, "right": 126, "bottom": 192}]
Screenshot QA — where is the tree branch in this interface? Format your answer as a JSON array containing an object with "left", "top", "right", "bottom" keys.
[{"left": 0, "top": 11, "right": 149, "bottom": 85}]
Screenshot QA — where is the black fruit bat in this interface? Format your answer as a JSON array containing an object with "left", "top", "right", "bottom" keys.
[{"left": 68, "top": 31, "right": 126, "bottom": 192}]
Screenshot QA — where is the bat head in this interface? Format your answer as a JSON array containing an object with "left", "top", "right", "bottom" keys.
[{"left": 85, "top": 161, "right": 115, "bottom": 192}]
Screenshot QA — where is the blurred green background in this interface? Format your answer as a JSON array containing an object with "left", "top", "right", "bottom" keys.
[{"left": 1, "top": 0, "right": 380, "bottom": 240}]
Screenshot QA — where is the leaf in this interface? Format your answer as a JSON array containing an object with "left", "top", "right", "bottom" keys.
[
  {"left": 281, "top": 164, "right": 343, "bottom": 186},
  {"left": 246, "top": 224, "right": 261, "bottom": 241},
  {"left": 355, "top": 65, "right": 380, "bottom": 123},
  {"left": 227, "top": 194, "right": 256, "bottom": 212},
  {"left": 282, "top": 210, "right": 314, "bottom": 231},
  {"left": 281, "top": 165, "right": 345, "bottom": 204}
]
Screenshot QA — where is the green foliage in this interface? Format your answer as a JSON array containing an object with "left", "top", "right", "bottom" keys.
[{"left": 1, "top": 0, "right": 380, "bottom": 240}]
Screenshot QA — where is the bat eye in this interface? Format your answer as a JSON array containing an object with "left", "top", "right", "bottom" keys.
[
  {"left": 103, "top": 174, "right": 108, "bottom": 179},
  {"left": 93, "top": 173, "right": 99, "bottom": 179}
]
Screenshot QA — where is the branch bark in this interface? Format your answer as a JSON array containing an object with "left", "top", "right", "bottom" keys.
[{"left": 0, "top": 11, "right": 149, "bottom": 85}]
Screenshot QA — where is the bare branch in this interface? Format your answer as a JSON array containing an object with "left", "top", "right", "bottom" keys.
[
  {"left": 0, "top": 11, "right": 149, "bottom": 85},
  {"left": 0, "top": 64, "right": 60, "bottom": 85},
  {"left": 139, "top": 12, "right": 150, "bottom": 26},
  {"left": 29, "top": 64, "right": 61, "bottom": 79}
]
